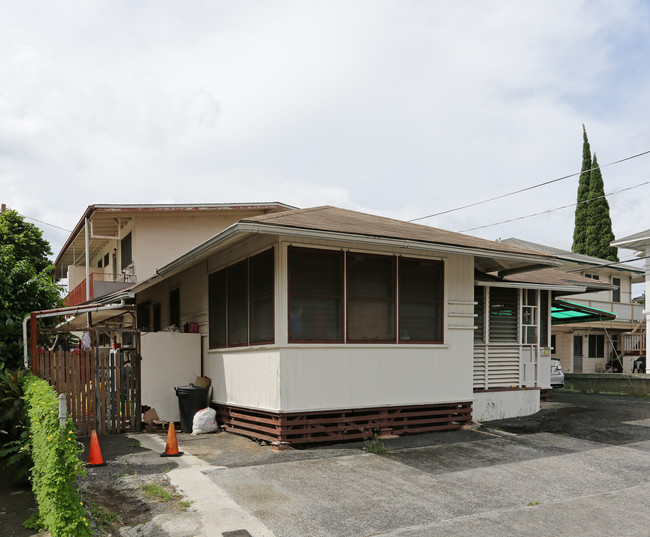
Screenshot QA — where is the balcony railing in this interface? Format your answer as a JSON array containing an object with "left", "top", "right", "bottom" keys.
[
  {"left": 623, "top": 332, "right": 646, "bottom": 356},
  {"left": 564, "top": 298, "right": 644, "bottom": 323},
  {"left": 66, "top": 272, "right": 136, "bottom": 307}
]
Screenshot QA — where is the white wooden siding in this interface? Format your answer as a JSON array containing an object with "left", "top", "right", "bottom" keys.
[
  {"left": 206, "top": 348, "right": 281, "bottom": 411},
  {"left": 473, "top": 344, "right": 520, "bottom": 389}
]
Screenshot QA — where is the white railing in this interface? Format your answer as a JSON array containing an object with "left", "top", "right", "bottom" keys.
[{"left": 566, "top": 298, "right": 643, "bottom": 323}]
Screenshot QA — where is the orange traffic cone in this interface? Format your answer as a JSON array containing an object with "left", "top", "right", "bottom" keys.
[
  {"left": 160, "top": 422, "right": 183, "bottom": 457},
  {"left": 87, "top": 430, "right": 106, "bottom": 467}
]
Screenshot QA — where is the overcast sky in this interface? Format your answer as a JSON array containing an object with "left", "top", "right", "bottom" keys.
[{"left": 2, "top": 1, "right": 650, "bottom": 265}]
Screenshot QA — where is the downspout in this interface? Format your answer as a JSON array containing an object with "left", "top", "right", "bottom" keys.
[
  {"left": 85, "top": 217, "right": 90, "bottom": 302},
  {"left": 23, "top": 300, "right": 127, "bottom": 369}
]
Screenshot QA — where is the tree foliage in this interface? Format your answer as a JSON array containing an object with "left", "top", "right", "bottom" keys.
[
  {"left": 0, "top": 210, "right": 62, "bottom": 368},
  {"left": 572, "top": 125, "right": 593, "bottom": 253},
  {"left": 571, "top": 127, "right": 619, "bottom": 261}
]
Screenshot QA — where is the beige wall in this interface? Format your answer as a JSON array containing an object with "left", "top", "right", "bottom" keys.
[{"left": 137, "top": 235, "right": 476, "bottom": 413}]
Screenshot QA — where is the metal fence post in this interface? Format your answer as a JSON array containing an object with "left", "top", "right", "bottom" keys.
[{"left": 58, "top": 393, "right": 67, "bottom": 427}]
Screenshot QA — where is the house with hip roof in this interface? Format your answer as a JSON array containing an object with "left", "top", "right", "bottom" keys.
[{"left": 104, "top": 205, "right": 606, "bottom": 441}]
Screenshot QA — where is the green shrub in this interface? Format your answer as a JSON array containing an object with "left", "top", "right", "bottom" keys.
[
  {"left": 24, "top": 376, "right": 92, "bottom": 537},
  {"left": 0, "top": 366, "right": 31, "bottom": 482}
]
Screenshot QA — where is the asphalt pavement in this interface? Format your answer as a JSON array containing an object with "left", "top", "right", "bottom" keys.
[{"left": 6, "top": 391, "right": 650, "bottom": 536}]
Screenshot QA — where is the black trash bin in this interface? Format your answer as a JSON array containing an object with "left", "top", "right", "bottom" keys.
[{"left": 175, "top": 383, "right": 208, "bottom": 433}]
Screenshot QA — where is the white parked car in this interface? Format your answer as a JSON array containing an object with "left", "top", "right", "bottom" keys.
[{"left": 551, "top": 358, "right": 564, "bottom": 388}]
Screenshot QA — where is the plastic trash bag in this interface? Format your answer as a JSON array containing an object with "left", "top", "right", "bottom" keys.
[{"left": 191, "top": 407, "right": 218, "bottom": 435}]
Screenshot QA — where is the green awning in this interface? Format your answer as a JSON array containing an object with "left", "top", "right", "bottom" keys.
[{"left": 551, "top": 299, "right": 616, "bottom": 325}]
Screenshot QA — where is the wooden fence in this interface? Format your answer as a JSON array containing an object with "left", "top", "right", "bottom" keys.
[{"left": 35, "top": 348, "right": 141, "bottom": 436}]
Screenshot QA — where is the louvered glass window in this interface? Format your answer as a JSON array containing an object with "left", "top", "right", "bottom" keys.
[{"left": 488, "top": 287, "right": 518, "bottom": 342}]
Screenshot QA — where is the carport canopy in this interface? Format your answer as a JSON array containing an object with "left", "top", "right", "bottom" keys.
[{"left": 551, "top": 299, "right": 616, "bottom": 325}]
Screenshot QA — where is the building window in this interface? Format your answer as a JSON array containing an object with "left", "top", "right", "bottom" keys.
[
  {"left": 208, "top": 269, "right": 227, "bottom": 348},
  {"left": 288, "top": 247, "right": 444, "bottom": 344},
  {"left": 104, "top": 253, "right": 109, "bottom": 268},
  {"left": 208, "top": 248, "right": 275, "bottom": 349},
  {"left": 551, "top": 334, "right": 556, "bottom": 354},
  {"left": 169, "top": 288, "right": 180, "bottom": 328},
  {"left": 121, "top": 232, "right": 133, "bottom": 270},
  {"left": 584, "top": 273, "right": 600, "bottom": 280},
  {"left": 540, "top": 290, "right": 549, "bottom": 346},
  {"left": 249, "top": 249, "right": 274, "bottom": 344},
  {"left": 137, "top": 301, "right": 150, "bottom": 331},
  {"left": 398, "top": 257, "right": 443, "bottom": 343},
  {"left": 153, "top": 303, "right": 161, "bottom": 332},
  {"left": 588, "top": 334, "right": 605, "bottom": 358},
  {"left": 612, "top": 277, "right": 621, "bottom": 303},
  {"left": 97, "top": 258, "right": 103, "bottom": 268},
  {"left": 289, "top": 247, "right": 343, "bottom": 342},
  {"left": 522, "top": 289, "right": 537, "bottom": 345},
  {"left": 347, "top": 253, "right": 396, "bottom": 342},
  {"left": 488, "top": 287, "right": 518, "bottom": 342}
]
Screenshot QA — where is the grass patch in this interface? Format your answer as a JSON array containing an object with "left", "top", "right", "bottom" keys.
[
  {"left": 178, "top": 500, "right": 193, "bottom": 511},
  {"left": 527, "top": 501, "right": 541, "bottom": 506},
  {"left": 87, "top": 499, "right": 121, "bottom": 530},
  {"left": 363, "top": 439, "right": 389, "bottom": 455},
  {"left": 140, "top": 482, "right": 180, "bottom": 503}
]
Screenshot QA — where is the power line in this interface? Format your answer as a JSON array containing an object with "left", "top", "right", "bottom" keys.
[
  {"left": 18, "top": 213, "right": 72, "bottom": 233},
  {"left": 408, "top": 148, "right": 650, "bottom": 223},
  {"left": 459, "top": 180, "right": 650, "bottom": 233},
  {"left": 564, "top": 255, "right": 650, "bottom": 273}
]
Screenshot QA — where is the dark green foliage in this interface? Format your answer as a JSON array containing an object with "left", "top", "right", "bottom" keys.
[
  {"left": 571, "top": 127, "right": 619, "bottom": 261},
  {"left": 0, "top": 367, "right": 32, "bottom": 483},
  {"left": 24, "top": 375, "right": 92, "bottom": 537},
  {"left": 572, "top": 125, "right": 592, "bottom": 253},
  {"left": 0, "top": 210, "right": 62, "bottom": 369},
  {"left": 584, "top": 155, "right": 618, "bottom": 261}
]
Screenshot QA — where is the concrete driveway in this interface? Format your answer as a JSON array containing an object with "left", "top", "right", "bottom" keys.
[
  {"left": 202, "top": 392, "right": 650, "bottom": 537},
  {"left": 78, "top": 392, "right": 650, "bottom": 536}
]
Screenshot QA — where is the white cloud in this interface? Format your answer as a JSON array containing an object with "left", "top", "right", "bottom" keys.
[{"left": 1, "top": 0, "right": 650, "bottom": 258}]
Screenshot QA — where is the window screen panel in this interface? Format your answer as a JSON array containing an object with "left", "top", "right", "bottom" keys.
[
  {"left": 289, "top": 247, "right": 343, "bottom": 342},
  {"left": 249, "top": 249, "right": 274, "bottom": 344},
  {"left": 398, "top": 257, "right": 444, "bottom": 343},
  {"left": 347, "top": 253, "right": 395, "bottom": 342}
]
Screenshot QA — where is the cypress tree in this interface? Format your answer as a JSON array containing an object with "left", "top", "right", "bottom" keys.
[
  {"left": 572, "top": 125, "right": 592, "bottom": 253},
  {"left": 584, "top": 154, "right": 618, "bottom": 261}
]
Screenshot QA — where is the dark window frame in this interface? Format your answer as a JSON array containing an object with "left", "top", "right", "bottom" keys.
[
  {"left": 121, "top": 232, "right": 133, "bottom": 270},
  {"left": 208, "top": 248, "right": 275, "bottom": 350},
  {"left": 398, "top": 257, "right": 444, "bottom": 344},
  {"left": 588, "top": 334, "right": 605, "bottom": 358},
  {"left": 136, "top": 301, "right": 151, "bottom": 331},
  {"left": 612, "top": 277, "right": 621, "bottom": 303},
  {"left": 169, "top": 287, "right": 180, "bottom": 328},
  {"left": 288, "top": 247, "right": 344, "bottom": 343},
  {"left": 288, "top": 246, "right": 444, "bottom": 345},
  {"left": 346, "top": 252, "right": 396, "bottom": 343}
]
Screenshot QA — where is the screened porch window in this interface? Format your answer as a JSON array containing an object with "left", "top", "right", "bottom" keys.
[
  {"left": 288, "top": 247, "right": 343, "bottom": 342},
  {"left": 347, "top": 253, "right": 396, "bottom": 342},
  {"left": 398, "top": 257, "right": 443, "bottom": 343},
  {"left": 208, "top": 248, "right": 275, "bottom": 349},
  {"left": 288, "top": 247, "right": 444, "bottom": 344}
]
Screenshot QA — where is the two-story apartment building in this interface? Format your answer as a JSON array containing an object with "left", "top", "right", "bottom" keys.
[
  {"left": 54, "top": 203, "right": 294, "bottom": 329},
  {"left": 499, "top": 238, "right": 645, "bottom": 373}
]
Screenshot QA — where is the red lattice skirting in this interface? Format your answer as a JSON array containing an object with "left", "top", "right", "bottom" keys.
[{"left": 215, "top": 402, "right": 473, "bottom": 445}]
